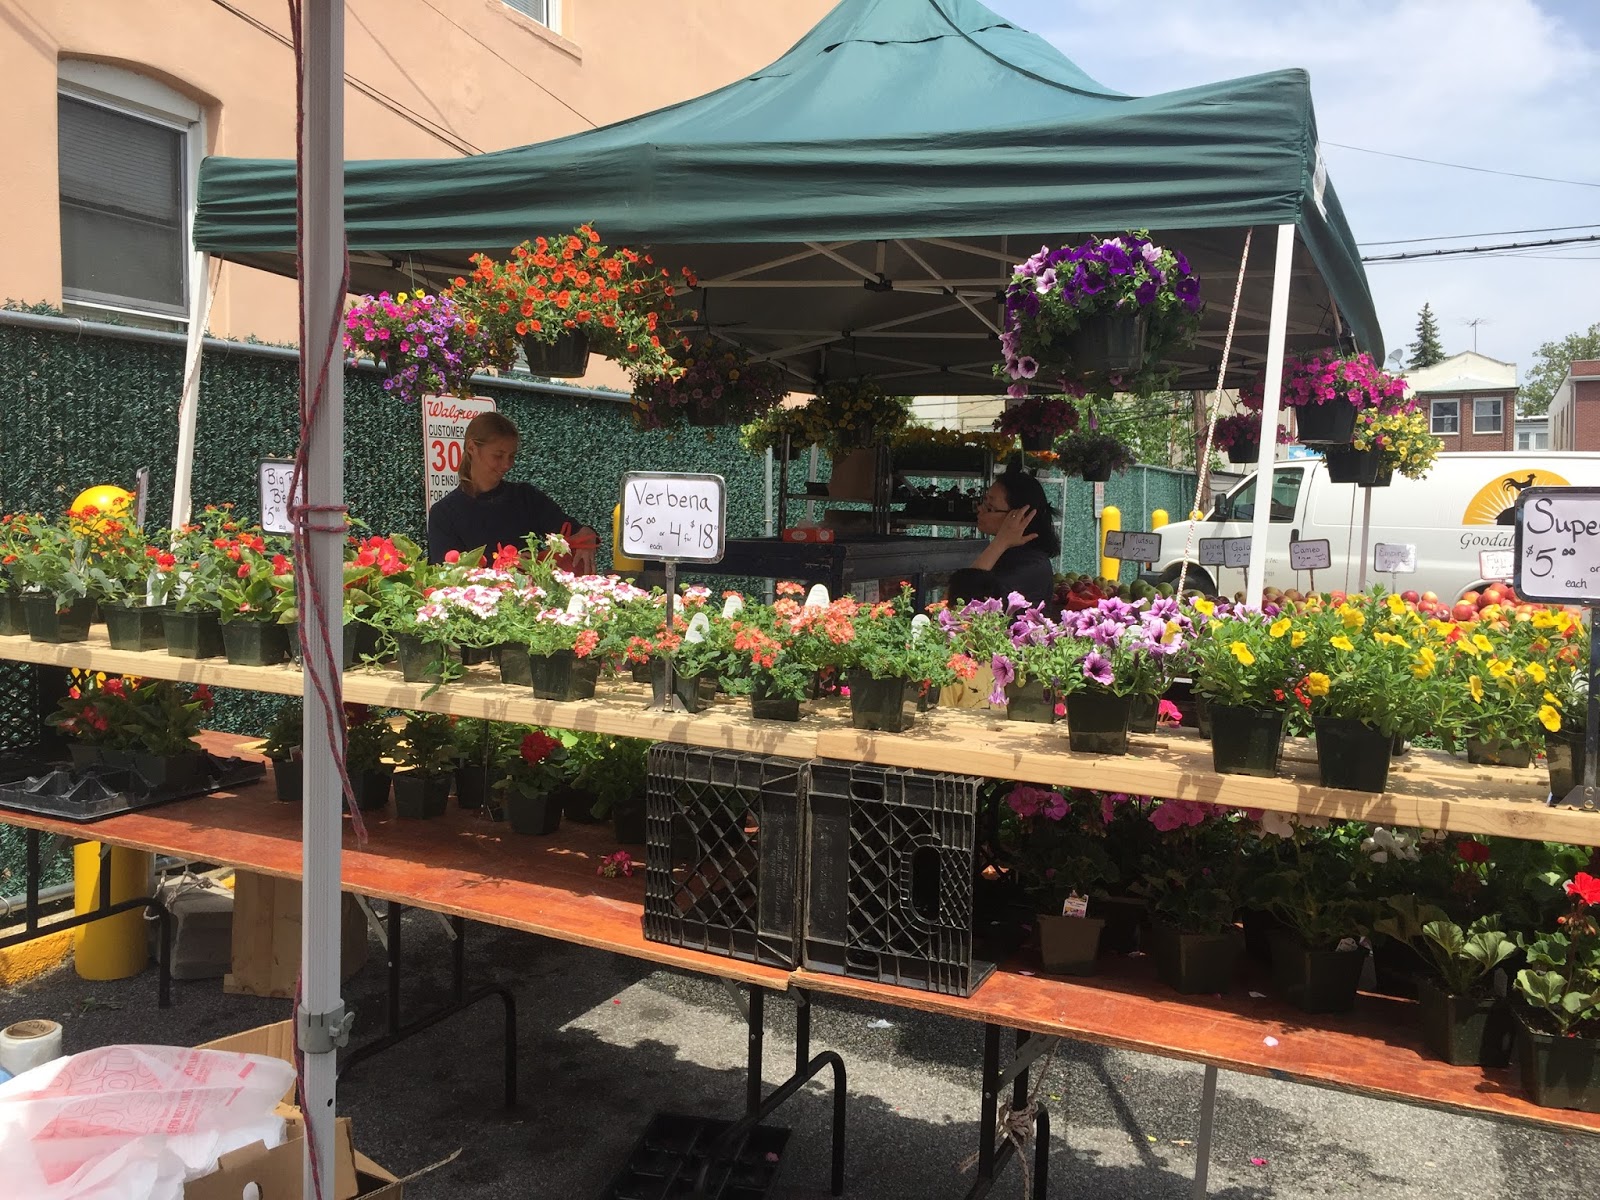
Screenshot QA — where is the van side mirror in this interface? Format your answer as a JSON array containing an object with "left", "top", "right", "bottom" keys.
[{"left": 1209, "top": 496, "right": 1230, "bottom": 521}]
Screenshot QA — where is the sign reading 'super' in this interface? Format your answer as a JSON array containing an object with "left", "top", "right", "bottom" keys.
[
  {"left": 423, "top": 395, "right": 497, "bottom": 512},
  {"left": 1514, "top": 487, "right": 1600, "bottom": 603}
]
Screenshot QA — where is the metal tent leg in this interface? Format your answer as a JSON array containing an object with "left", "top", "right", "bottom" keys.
[{"left": 1192, "top": 1065, "right": 1219, "bottom": 1198}]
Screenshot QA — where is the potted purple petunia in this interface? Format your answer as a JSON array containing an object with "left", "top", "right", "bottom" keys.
[
  {"left": 1052, "top": 597, "right": 1194, "bottom": 754},
  {"left": 343, "top": 289, "right": 488, "bottom": 405},
  {"left": 994, "top": 394, "right": 1079, "bottom": 453}
]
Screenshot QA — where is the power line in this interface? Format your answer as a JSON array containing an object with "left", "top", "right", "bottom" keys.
[
  {"left": 1361, "top": 233, "right": 1600, "bottom": 263},
  {"left": 1324, "top": 141, "right": 1600, "bottom": 189},
  {"left": 1359, "top": 223, "right": 1600, "bottom": 246}
]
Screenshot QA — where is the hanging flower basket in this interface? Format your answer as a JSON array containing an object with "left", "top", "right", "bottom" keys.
[
  {"left": 633, "top": 336, "right": 790, "bottom": 432},
  {"left": 522, "top": 329, "right": 591, "bottom": 378},
  {"left": 1296, "top": 404, "right": 1360, "bottom": 446},
  {"left": 1055, "top": 310, "right": 1147, "bottom": 375},
  {"left": 1322, "top": 446, "right": 1393, "bottom": 488}
]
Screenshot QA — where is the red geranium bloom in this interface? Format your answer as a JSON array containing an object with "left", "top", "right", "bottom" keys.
[
  {"left": 1456, "top": 840, "right": 1490, "bottom": 864},
  {"left": 1565, "top": 873, "right": 1600, "bottom": 907},
  {"left": 520, "top": 730, "right": 560, "bottom": 765}
]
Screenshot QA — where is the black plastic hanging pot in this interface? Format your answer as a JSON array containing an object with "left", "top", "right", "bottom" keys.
[
  {"left": 1322, "top": 446, "right": 1393, "bottom": 487},
  {"left": 1059, "top": 310, "right": 1147, "bottom": 374},
  {"left": 1294, "top": 403, "right": 1358, "bottom": 446},
  {"left": 521, "top": 329, "right": 591, "bottom": 378}
]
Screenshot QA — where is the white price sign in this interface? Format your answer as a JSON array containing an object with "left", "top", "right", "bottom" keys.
[
  {"left": 1106, "top": 531, "right": 1161, "bottom": 562},
  {"left": 1289, "top": 538, "right": 1332, "bottom": 571},
  {"left": 1479, "top": 549, "right": 1515, "bottom": 584},
  {"left": 1198, "top": 538, "right": 1226, "bottom": 566},
  {"left": 1514, "top": 487, "right": 1600, "bottom": 603},
  {"left": 1103, "top": 530, "right": 1124, "bottom": 556},
  {"left": 1223, "top": 537, "right": 1253, "bottom": 568},
  {"left": 423, "top": 395, "right": 497, "bottom": 512},
  {"left": 1374, "top": 542, "right": 1417, "bottom": 574},
  {"left": 620, "top": 472, "right": 727, "bottom": 562},
  {"left": 258, "top": 459, "right": 295, "bottom": 535}
]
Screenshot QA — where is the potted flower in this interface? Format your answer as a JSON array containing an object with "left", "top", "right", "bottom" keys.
[
  {"left": 1375, "top": 895, "right": 1516, "bottom": 1065},
  {"left": 997, "top": 231, "right": 1203, "bottom": 400},
  {"left": 345, "top": 704, "right": 398, "bottom": 811},
  {"left": 798, "top": 380, "right": 911, "bottom": 458},
  {"left": 1534, "top": 610, "right": 1591, "bottom": 798},
  {"left": 162, "top": 504, "right": 240, "bottom": 659},
  {"left": 451, "top": 224, "right": 691, "bottom": 380},
  {"left": 1246, "top": 351, "right": 1410, "bottom": 447},
  {"left": 260, "top": 697, "right": 304, "bottom": 804},
  {"left": 1002, "top": 784, "right": 1118, "bottom": 976},
  {"left": 493, "top": 728, "right": 568, "bottom": 835},
  {"left": 739, "top": 405, "right": 814, "bottom": 461},
  {"left": 48, "top": 676, "right": 132, "bottom": 772},
  {"left": 1437, "top": 614, "right": 1548, "bottom": 767},
  {"left": 213, "top": 529, "right": 294, "bottom": 666},
  {"left": 1188, "top": 610, "right": 1308, "bottom": 776},
  {"left": 1212, "top": 413, "right": 1289, "bottom": 465},
  {"left": 276, "top": 534, "right": 404, "bottom": 668},
  {"left": 653, "top": 603, "right": 734, "bottom": 713},
  {"left": 1514, "top": 872, "right": 1600, "bottom": 1111},
  {"left": 890, "top": 426, "right": 1010, "bottom": 473},
  {"left": 830, "top": 591, "right": 930, "bottom": 732},
  {"left": 342, "top": 288, "right": 487, "bottom": 405},
  {"left": 10, "top": 511, "right": 93, "bottom": 642},
  {"left": 563, "top": 733, "right": 651, "bottom": 842},
  {"left": 632, "top": 336, "right": 789, "bottom": 431},
  {"left": 1258, "top": 820, "right": 1375, "bottom": 1013},
  {"left": 71, "top": 504, "right": 168, "bottom": 650},
  {"left": 993, "top": 395, "right": 1078, "bottom": 454},
  {"left": 391, "top": 711, "right": 456, "bottom": 819},
  {"left": 1053, "top": 426, "right": 1133, "bottom": 483},
  {"left": 122, "top": 678, "right": 214, "bottom": 793},
  {"left": 1136, "top": 800, "right": 1249, "bottom": 994},
  {"left": 1329, "top": 406, "right": 1438, "bottom": 486},
  {"left": 0, "top": 513, "right": 36, "bottom": 635},
  {"left": 1052, "top": 596, "right": 1191, "bottom": 754}
]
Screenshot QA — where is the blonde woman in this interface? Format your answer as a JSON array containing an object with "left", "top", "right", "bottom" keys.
[{"left": 426, "top": 411, "right": 597, "bottom": 571}]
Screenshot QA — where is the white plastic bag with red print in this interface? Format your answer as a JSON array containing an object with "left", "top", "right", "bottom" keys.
[{"left": 0, "top": 1044, "right": 296, "bottom": 1200}]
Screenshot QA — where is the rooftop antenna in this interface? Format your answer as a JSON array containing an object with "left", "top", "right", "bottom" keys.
[{"left": 1463, "top": 317, "right": 1490, "bottom": 353}]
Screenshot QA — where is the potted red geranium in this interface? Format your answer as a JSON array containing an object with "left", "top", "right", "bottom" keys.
[
  {"left": 493, "top": 728, "right": 568, "bottom": 835},
  {"left": 994, "top": 394, "right": 1079, "bottom": 453}
]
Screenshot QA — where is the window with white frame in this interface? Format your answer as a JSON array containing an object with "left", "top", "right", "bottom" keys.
[
  {"left": 1430, "top": 398, "right": 1459, "bottom": 435},
  {"left": 502, "top": 0, "right": 560, "bottom": 30},
  {"left": 1473, "top": 396, "right": 1504, "bottom": 435},
  {"left": 57, "top": 63, "right": 201, "bottom": 323},
  {"left": 1516, "top": 428, "right": 1548, "bottom": 451}
]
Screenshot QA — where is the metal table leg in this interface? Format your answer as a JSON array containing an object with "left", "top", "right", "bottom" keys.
[{"left": 1192, "top": 1065, "right": 1219, "bottom": 1198}]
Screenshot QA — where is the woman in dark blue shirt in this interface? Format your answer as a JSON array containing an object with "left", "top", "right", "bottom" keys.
[{"left": 426, "top": 412, "right": 597, "bottom": 569}]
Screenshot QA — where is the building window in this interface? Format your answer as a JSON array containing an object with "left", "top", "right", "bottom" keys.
[
  {"left": 502, "top": 0, "right": 559, "bottom": 30},
  {"left": 1430, "top": 398, "right": 1459, "bottom": 435},
  {"left": 1517, "top": 429, "right": 1549, "bottom": 451},
  {"left": 1473, "top": 396, "right": 1504, "bottom": 435}
]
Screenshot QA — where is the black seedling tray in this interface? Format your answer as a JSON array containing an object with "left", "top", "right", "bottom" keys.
[
  {"left": 0, "top": 753, "right": 266, "bottom": 823},
  {"left": 597, "top": 1112, "right": 790, "bottom": 1200}
]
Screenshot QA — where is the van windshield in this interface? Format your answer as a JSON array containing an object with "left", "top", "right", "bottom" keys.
[{"left": 1224, "top": 468, "right": 1303, "bottom": 522}]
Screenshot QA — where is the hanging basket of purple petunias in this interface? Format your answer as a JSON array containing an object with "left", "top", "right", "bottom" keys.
[{"left": 997, "top": 231, "right": 1203, "bottom": 401}]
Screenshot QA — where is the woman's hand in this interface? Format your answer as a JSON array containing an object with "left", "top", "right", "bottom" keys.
[{"left": 992, "top": 505, "right": 1038, "bottom": 552}]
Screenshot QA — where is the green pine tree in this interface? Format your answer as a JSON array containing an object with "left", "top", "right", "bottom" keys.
[{"left": 1406, "top": 303, "right": 1445, "bottom": 369}]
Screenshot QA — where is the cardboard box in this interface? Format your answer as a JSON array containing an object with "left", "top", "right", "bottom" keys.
[{"left": 190, "top": 1023, "right": 402, "bottom": 1199}]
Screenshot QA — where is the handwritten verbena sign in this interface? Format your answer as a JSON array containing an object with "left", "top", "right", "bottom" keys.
[
  {"left": 1374, "top": 542, "right": 1417, "bottom": 574},
  {"left": 1289, "top": 539, "right": 1331, "bottom": 572},
  {"left": 1514, "top": 486, "right": 1600, "bottom": 604},
  {"left": 620, "top": 472, "right": 727, "bottom": 563}
]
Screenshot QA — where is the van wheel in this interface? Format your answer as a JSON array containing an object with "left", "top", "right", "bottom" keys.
[{"left": 1159, "top": 564, "right": 1216, "bottom": 596}]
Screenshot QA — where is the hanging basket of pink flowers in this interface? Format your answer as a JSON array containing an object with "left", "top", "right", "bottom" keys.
[
  {"left": 1212, "top": 413, "right": 1290, "bottom": 464},
  {"left": 630, "top": 336, "right": 790, "bottom": 432},
  {"left": 342, "top": 289, "right": 487, "bottom": 404},
  {"left": 994, "top": 394, "right": 1080, "bottom": 453},
  {"left": 1241, "top": 351, "right": 1411, "bottom": 447}
]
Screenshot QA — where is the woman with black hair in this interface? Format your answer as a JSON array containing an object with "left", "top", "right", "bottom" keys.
[{"left": 967, "top": 469, "right": 1059, "bottom": 606}]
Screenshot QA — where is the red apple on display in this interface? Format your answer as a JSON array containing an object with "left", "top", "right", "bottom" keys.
[
  {"left": 1401, "top": 590, "right": 1420, "bottom": 605},
  {"left": 1420, "top": 591, "right": 1439, "bottom": 607},
  {"left": 1452, "top": 601, "right": 1478, "bottom": 623}
]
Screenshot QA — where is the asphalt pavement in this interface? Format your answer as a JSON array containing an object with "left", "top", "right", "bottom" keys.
[{"left": 4, "top": 911, "right": 1598, "bottom": 1198}]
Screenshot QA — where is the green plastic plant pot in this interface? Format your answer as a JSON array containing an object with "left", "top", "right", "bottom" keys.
[
  {"left": 22, "top": 594, "right": 94, "bottom": 644},
  {"left": 221, "top": 618, "right": 290, "bottom": 667},
  {"left": 163, "top": 609, "right": 226, "bottom": 659},
  {"left": 103, "top": 603, "right": 169, "bottom": 651}
]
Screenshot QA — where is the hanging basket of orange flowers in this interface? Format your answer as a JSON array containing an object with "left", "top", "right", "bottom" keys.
[{"left": 450, "top": 224, "right": 695, "bottom": 380}]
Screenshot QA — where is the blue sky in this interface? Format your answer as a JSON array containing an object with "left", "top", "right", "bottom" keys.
[{"left": 988, "top": 0, "right": 1600, "bottom": 376}]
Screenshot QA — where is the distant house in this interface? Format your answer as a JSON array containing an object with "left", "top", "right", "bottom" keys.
[
  {"left": 1549, "top": 359, "right": 1600, "bottom": 451},
  {"left": 1515, "top": 416, "right": 1550, "bottom": 451},
  {"left": 1405, "top": 351, "right": 1517, "bottom": 452}
]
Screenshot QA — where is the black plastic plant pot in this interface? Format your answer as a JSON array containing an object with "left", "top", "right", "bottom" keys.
[
  {"left": 395, "top": 632, "right": 450, "bottom": 684},
  {"left": 630, "top": 658, "right": 654, "bottom": 685},
  {"left": 0, "top": 591, "right": 27, "bottom": 637},
  {"left": 1517, "top": 1014, "right": 1600, "bottom": 1111},
  {"left": 1127, "top": 694, "right": 1158, "bottom": 733},
  {"left": 1087, "top": 895, "right": 1147, "bottom": 955},
  {"left": 1036, "top": 914, "right": 1105, "bottom": 977},
  {"left": 1227, "top": 441, "right": 1261, "bottom": 465},
  {"left": 504, "top": 786, "right": 563, "bottom": 835},
  {"left": 1061, "top": 310, "right": 1147, "bottom": 375},
  {"left": 289, "top": 620, "right": 376, "bottom": 669},
  {"left": 613, "top": 804, "right": 647, "bottom": 845},
  {"left": 1314, "top": 717, "right": 1392, "bottom": 792},
  {"left": 1064, "top": 692, "right": 1131, "bottom": 755},
  {"left": 164, "top": 609, "right": 226, "bottom": 659},
  {"left": 1150, "top": 922, "right": 1240, "bottom": 995},
  {"left": 355, "top": 769, "right": 392, "bottom": 811},
  {"left": 1269, "top": 930, "right": 1367, "bottom": 1014},
  {"left": 454, "top": 762, "right": 502, "bottom": 810},
  {"left": 392, "top": 771, "right": 451, "bottom": 819},
  {"left": 1004, "top": 679, "right": 1058, "bottom": 724},
  {"left": 521, "top": 329, "right": 591, "bottom": 378},
  {"left": 1079, "top": 462, "right": 1114, "bottom": 483},
  {"left": 527, "top": 649, "right": 599, "bottom": 701},
  {"left": 272, "top": 758, "right": 304, "bottom": 804},
  {"left": 103, "top": 603, "right": 169, "bottom": 651},
  {"left": 1548, "top": 732, "right": 1588, "bottom": 799},
  {"left": 846, "top": 670, "right": 915, "bottom": 732},
  {"left": 22, "top": 593, "right": 94, "bottom": 644},
  {"left": 498, "top": 642, "right": 533, "bottom": 687},
  {"left": 1323, "top": 446, "right": 1393, "bottom": 487},
  {"left": 459, "top": 645, "right": 495, "bottom": 667},
  {"left": 131, "top": 751, "right": 208, "bottom": 794},
  {"left": 650, "top": 659, "right": 715, "bottom": 713},
  {"left": 1210, "top": 705, "right": 1286, "bottom": 777},
  {"left": 1020, "top": 431, "right": 1054, "bottom": 453},
  {"left": 556, "top": 784, "right": 602, "bottom": 823},
  {"left": 1417, "top": 978, "right": 1513, "bottom": 1067},
  {"left": 1194, "top": 698, "right": 1213, "bottom": 740},
  {"left": 749, "top": 680, "right": 801, "bottom": 723},
  {"left": 1465, "top": 737, "right": 1535, "bottom": 769},
  {"left": 68, "top": 743, "right": 104, "bottom": 773},
  {"left": 221, "top": 618, "right": 290, "bottom": 667},
  {"left": 1294, "top": 402, "right": 1359, "bottom": 446}
]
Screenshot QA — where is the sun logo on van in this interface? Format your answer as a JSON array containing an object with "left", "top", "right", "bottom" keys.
[{"left": 1462, "top": 470, "right": 1569, "bottom": 526}]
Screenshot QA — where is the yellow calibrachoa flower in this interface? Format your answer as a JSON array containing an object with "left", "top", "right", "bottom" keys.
[
  {"left": 1374, "top": 631, "right": 1409, "bottom": 648},
  {"left": 1330, "top": 635, "right": 1355, "bottom": 652},
  {"left": 1270, "top": 618, "right": 1291, "bottom": 639},
  {"left": 1539, "top": 704, "right": 1563, "bottom": 732},
  {"left": 1528, "top": 661, "right": 1547, "bottom": 683},
  {"left": 1472, "top": 633, "right": 1493, "bottom": 654},
  {"left": 1468, "top": 675, "right": 1484, "bottom": 703},
  {"left": 1546, "top": 690, "right": 1562, "bottom": 706},
  {"left": 1413, "top": 646, "right": 1436, "bottom": 678},
  {"left": 1291, "top": 629, "right": 1307, "bottom": 648},
  {"left": 1386, "top": 593, "right": 1407, "bottom": 616},
  {"left": 1162, "top": 620, "right": 1183, "bottom": 645},
  {"left": 1532, "top": 610, "right": 1558, "bottom": 630},
  {"left": 1230, "top": 641, "right": 1256, "bottom": 666},
  {"left": 1306, "top": 672, "right": 1331, "bottom": 697},
  {"left": 1340, "top": 605, "right": 1366, "bottom": 629},
  {"left": 1192, "top": 597, "right": 1215, "bottom": 617},
  {"left": 1488, "top": 658, "right": 1513, "bottom": 678}
]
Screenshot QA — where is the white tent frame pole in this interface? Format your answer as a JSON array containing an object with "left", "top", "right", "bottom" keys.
[
  {"left": 300, "top": 0, "right": 346, "bottom": 1195},
  {"left": 171, "top": 256, "right": 215, "bottom": 530},
  {"left": 1357, "top": 485, "right": 1374, "bottom": 591},
  {"left": 1244, "top": 223, "right": 1296, "bottom": 607}
]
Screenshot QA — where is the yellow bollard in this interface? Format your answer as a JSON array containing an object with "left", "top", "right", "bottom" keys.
[
  {"left": 73, "top": 842, "right": 152, "bottom": 980},
  {"left": 1151, "top": 509, "right": 1169, "bottom": 530},
  {"left": 1099, "top": 504, "right": 1121, "bottom": 583},
  {"left": 612, "top": 503, "right": 643, "bottom": 573}
]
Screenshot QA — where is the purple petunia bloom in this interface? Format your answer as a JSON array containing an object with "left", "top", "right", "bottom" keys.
[
  {"left": 1134, "top": 278, "right": 1159, "bottom": 306},
  {"left": 1100, "top": 242, "right": 1133, "bottom": 276},
  {"left": 989, "top": 653, "right": 1016, "bottom": 705},
  {"left": 1175, "top": 275, "right": 1202, "bottom": 311},
  {"left": 1017, "top": 356, "right": 1039, "bottom": 379},
  {"left": 1082, "top": 652, "right": 1114, "bottom": 687}
]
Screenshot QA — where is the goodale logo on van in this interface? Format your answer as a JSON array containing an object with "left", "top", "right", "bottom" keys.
[{"left": 1462, "top": 470, "right": 1571, "bottom": 527}]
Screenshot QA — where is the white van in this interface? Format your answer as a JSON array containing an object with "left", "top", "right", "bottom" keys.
[{"left": 1150, "top": 451, "right": 1600, "bottom": 600}]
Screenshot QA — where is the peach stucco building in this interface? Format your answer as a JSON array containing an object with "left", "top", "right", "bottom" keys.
[{"left": 2, "top": 0, "right": 834, "bottom": 344}]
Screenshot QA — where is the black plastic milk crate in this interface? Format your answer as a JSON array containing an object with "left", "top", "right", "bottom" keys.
[
  {"left": 642, "top": 744, "right": 805, "bottom": 969},
  {"left": 803, "top": 760, "right": 993, "bottom": 996}
]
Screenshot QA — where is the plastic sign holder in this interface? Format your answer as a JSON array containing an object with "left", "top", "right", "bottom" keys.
[
  {"left": 1289, "top": 537, "right": 1331, "bottom": 593},
  {"left": 1512, "top": 487, "right": 1600, "bottom": 810},
  {"left": 620, "top": 471, "right": 727, "bottom": 712}
]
